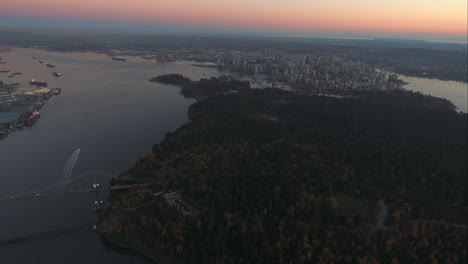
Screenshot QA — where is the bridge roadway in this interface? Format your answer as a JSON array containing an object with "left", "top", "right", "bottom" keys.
[{"left": 0, "top": 183, "right": 153, "bottom": 203}]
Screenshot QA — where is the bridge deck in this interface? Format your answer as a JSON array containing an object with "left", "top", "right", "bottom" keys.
[{"left": 0, "top": 183, "right": 152, "bottom": 202}]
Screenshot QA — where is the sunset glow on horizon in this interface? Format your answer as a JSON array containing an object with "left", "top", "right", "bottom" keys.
[{"left": 2, "top": 0, "right": 467, "bottom": 38}]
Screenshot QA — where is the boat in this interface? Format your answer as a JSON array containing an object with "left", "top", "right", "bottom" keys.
[
  {"left": 39, "top": 60, "right": 44, "bottom": 64},
  {"left": 141, "top": 56, "right": 154, "bottom": 60},
  {"left": 0, "top": 70, "right": 10, "bottom": 73},
  {"left": 52, "top": 88, "right": 62, "bottom": 95},
  {"left": 25, "top": 111, "right": 40, "bottom": 126},
  {"left": 12, "top": 72, "right": 22, "bottom": 75},
  {"left": 30, "top": 79, "right": 48, "bottom": 87},
  {"left": 53, "top": 72, "right": 62, "bottom": 77},
  {"left": 46, "top": 64, "right": 55, "bottom": 68},
  {"left": 112, "top": 57, "right": 126, "bottom": 61},
  {"left": 192, "top": 62, "right": 218, "bottom": 68},
  {"left": 32, "top": 56, "right": 38, "bottom": 60}
]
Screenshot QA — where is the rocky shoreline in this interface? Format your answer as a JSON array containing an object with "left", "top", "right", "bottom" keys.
[{"left": 95, "top": 229, "right": 164, "bottom": 264}]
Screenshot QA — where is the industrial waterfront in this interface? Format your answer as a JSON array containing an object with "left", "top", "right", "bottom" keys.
[{"left": 0, "top": 47, "right": 220, "bottom": 264}]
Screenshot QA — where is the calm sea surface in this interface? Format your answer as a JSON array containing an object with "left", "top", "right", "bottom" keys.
[
  {"left": 398, "top": 75, "right": 467, "bottom": 112},
  {"left": 0, "top": 48, "right": 219, "bottom": 264}
]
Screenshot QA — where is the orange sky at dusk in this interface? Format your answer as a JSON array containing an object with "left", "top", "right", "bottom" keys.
[{"left": 2, "top": 0, "right": 467, "bottom": 36}]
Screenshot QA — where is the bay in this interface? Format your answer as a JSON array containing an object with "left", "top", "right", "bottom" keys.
[{"left": 0, "top": 47, "right": 220, "bottom": 264}]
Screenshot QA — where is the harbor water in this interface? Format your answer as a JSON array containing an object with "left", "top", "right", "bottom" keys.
[{"left": 0, "top": 47, "right": 220, "bottom": 264}]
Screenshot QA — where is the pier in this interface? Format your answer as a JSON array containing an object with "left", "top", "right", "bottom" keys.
[{"left": 0, "top": 83, "right": 61, "bottom": 141}]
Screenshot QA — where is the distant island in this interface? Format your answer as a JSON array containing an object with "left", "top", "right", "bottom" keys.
[{"left": 98, "top": 77, "right": 466, "bottom": 264}]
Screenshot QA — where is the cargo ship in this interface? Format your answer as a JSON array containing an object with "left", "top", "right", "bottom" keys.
[
  {"left": 46, "top": 64, "right": 56, "bottom": 68},
  {"left": 112, "top": 57, "right": 127, "bottom": 62},
  {"left": 25, "top": 111, "right": 40, "bottom": 126},
  {"left": 53, "top": 72, "right": 62, "bottom": 77},
  {"left": 30, "top": 79, "right": 48, "bottom": 87},
  {"left": 192, "top": 62, "right": 218, "bottom": 68},
  {"left": 153, "top": 54, "right": 175, "bottom": 63},
  {"left": 141, "top": 56, "right": 157, "bottom": 60}
]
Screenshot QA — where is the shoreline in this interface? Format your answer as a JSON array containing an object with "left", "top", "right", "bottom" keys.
[{"left": 95, "top": 229, "right": 163, "bottom": 264}]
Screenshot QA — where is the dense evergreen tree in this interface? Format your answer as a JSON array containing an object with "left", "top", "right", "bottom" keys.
[{"left": 99, "top": 79, "right": 467, "bottom": 264}]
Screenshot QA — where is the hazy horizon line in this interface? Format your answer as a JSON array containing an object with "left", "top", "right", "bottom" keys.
[{"left": 0, "top": 25, "right": 467, "bottom": 45}]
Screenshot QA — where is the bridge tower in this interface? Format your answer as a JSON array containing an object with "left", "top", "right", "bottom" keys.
[{"left": 93, "top": 172, "right": 103, "bottom": 213}]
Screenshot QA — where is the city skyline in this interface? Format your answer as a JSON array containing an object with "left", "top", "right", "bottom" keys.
[{"left": 1, "top": 0, "right": 467, "bottom": 42}]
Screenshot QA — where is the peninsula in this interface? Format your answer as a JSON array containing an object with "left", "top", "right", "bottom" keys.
[{"left": 98, "top": 76, "right": 467, "bottom": 264}]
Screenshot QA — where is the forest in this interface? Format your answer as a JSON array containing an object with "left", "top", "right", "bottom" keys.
[
  {"left": 99, "top": 80, "right": 467, "bottom": 264},
  {"left": 150, "top": 74, "right": 250, "bottom": 98}
]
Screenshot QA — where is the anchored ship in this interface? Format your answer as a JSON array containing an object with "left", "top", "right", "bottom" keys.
[
  {"left": 30, "top": 79, "right": 48, "bottom": 87},
  {"left": 25, "top": 111, "right": 40, "bottom": 126},
  {"left": 112, "top": 57, "right": 127, "bottom": 61},
  {"left": 192, "top": 62, "right": 218, "bottom": 68},
  {"left": 52, "top": 88, "right": 62, "bottom": 95}
]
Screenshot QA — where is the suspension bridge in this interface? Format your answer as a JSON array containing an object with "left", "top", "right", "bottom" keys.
[{"left": 0, "top": 148, "right": 155, "bottom": 208}]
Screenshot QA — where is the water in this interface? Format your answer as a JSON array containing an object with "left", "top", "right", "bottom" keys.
[
  {"left": 398, "top": 75, "right": 468, "bottom": 113},
  {"left": 0, "top": 48, "right": 220, "bottom": 263}
]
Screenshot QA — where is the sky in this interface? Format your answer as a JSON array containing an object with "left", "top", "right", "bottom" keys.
[{"left": 1, "top": 0, "right": 467, "bottom": 41}]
